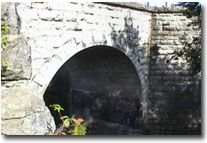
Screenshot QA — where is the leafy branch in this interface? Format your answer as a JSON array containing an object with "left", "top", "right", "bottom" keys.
[
  {"left": 46, "top": 104, "right": 87, "bottom": 135},
  {"left": 172, "top": 2, "right": 201, "bottom": 75}
]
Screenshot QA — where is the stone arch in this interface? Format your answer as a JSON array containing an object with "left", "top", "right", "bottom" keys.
[
  {"left": 32, "top": 43, "right": 146, "bottom": 98},
  {"left": 31, "top": 42, "right": 148, "bottom": 119},
  {"left": 42, "top": 45, "right": 144, "bottom": 134}
]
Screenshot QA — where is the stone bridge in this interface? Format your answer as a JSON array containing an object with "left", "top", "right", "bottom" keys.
[{"left": 1, "top": 2, "right": 201, "bottom": 135}]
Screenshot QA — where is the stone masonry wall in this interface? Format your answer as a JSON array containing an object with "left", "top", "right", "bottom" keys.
[
  {"left": 15, "top": 2, "right": 152, "bottom": 119},
  {"left": 1, "top": 2, "right": 151, "bottom": 135},
  {"left": 147, "top": 13, "right": 201, "bottom": 134},
  {"left": 1, "top": 2, "right": 201, "bottom": 135}
]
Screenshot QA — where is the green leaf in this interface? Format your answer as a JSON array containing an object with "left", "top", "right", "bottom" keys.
[
  {"left": 1, "top": 24, "right": 9, "bottom": 46},
  {"left": 1, "top": 24, "right": 9, "bottom": 31},
  {"left": 53, "top": 104, "right": 64, "bottom": 112},
  {"left": 72, "top": 124, "right": 87, "bottom": 135},
  {"left": 60, "top": 115, "right": 69, "bottom": 120},
  {"left": 63, "top": 119, "right": 70, "bottom": 128},
  {"left": 1, "top": 58, "right": 10, "bottom": 68},
  {"left": 44, "top": 132, "right": 50, "bottom": 135},
  {"left": 69, "top": 118, "right": 77, "bottom": 125}
]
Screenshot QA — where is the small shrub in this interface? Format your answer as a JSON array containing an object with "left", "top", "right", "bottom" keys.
[{"left": 45, "top": 104, "right": 87, "bottom": 135}]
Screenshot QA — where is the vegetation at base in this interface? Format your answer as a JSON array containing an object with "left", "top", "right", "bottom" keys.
[
  {"left": 44, "top": 104, "right": 87, "bottom": 135},
  {"left": 171, "top": 2, "right": 201, "bottom": 75}
]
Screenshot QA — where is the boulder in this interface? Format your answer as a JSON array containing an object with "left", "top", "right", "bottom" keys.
[
  {"left": 1, "top": 35, "right": 32, "bottom": 81},
  {"left": 1, "top": 85, "right": 56, "bottom": 135}
]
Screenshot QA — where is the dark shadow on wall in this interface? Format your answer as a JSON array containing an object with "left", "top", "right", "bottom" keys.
[
  {"left": 145, "top": 43, "right": 201, "bottom": 135},
  {"left": 110, "top": 15, "right": 142, "bottom": 54},
  {"left": 109, "top": 14, "right": 149, "bottom": 132},
  {"left": 107, "top": 13, "right": 201, "bottom": 135}
]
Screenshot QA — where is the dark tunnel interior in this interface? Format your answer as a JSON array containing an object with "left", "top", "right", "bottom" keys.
[{"left": 43, "top": 46, "right": 142, "bottom": 135}]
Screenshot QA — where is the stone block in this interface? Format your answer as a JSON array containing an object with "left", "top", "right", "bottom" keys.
[{"left": 37, "top": 9, "right": 64, "bottom": 21}]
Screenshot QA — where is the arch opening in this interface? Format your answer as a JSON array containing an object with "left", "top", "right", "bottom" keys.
[{"left": 44, "top": 46, "right": 142, "bottom": 135}]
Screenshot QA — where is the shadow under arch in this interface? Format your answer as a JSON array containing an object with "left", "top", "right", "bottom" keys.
[{"left": 43, "top": 45, "right": 143, "bottom": 135}]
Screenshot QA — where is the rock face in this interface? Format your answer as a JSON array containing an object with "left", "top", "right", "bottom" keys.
[
  {"left": 1, "top": 3, "right": 19, "bottom": 34},
  {"left": 1, "top": 35, "right": 32, "bottom": 81},
  {"left": 1, "top": 85, "right": 56, "bottom": 135},
  {"left": 1, "top": 2, "right": 56, "bottom": 135}
]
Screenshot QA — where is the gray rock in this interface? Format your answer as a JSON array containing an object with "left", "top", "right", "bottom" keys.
[
  {"left": 1, "top": 2, "right": 19, "bottom": 34},
  {"left": 1, "top": 35, "right": 32, "bottom": 81},
  {"left": 1, "top": 85, "right": 56, "bottom": 135}
]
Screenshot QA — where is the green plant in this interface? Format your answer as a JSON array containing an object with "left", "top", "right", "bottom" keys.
[
  {"left": 171, "top": 2, "right": 201, "bottom": 75},
  {"left": 46, "top": 104, "right": 87, "bottom": 135},
  {"left": 1, "top": 24, "right": 9, "bottom": 46},
  {"left": 1, "top": 58, "right": 10, "bottom": 68},
  {"left": 1, "top": 24, "right": 10, "bottom": 70}
]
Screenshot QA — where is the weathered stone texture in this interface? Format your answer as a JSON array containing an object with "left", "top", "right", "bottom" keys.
[
  {"left": 1, "top": 35, "right": 32, "bottom": 81},
  {"left": 1, "top": 84, "right": 55, "bottom": 135},
  {"left": 147, "top": 13, "right": 201, "bottom": 134},
  {"left": 1, "top": 2, "right": 201, "bottom": 135},
  {"left": 14, "top": 2, "right": 151, "bottom": 118},
  {"left": 1, "top": 3, "right": 19, "bottom": 34}
]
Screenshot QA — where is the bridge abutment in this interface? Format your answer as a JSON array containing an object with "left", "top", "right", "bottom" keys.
[{"left": 1, "top": 2, "right": 201, "bottom": 135}]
